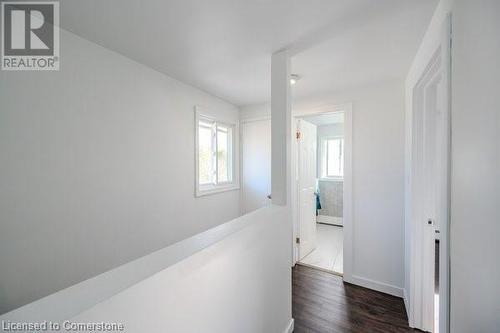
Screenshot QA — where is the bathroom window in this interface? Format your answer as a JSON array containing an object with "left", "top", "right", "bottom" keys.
[{"left": 320, "top": 137, "right": 344, "bottom": 179}]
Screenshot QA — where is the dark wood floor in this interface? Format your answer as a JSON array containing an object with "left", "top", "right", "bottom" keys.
[{"left": 293, "top": 265, "right": 419, "bottom": 333}]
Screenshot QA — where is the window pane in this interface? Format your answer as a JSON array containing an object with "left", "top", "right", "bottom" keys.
[
  {"left": 199, "top": 123, "right": 213, "bottom": 184},
  {"left": 327, "top": 138, "right": 344, "bottom": 177},
  {"left": 321, "top": 140, "right": 328, "bottom": 178},
  {"left": 339, "top": 139, "right": 344, "bottom": 176},
  {"left": 217, "top": 126, "right": 230, "bottom": 182}
]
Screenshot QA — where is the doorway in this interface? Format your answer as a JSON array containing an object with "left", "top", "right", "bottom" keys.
[{"left": 293, "top": 109, "right": 351, "bottom": 276}]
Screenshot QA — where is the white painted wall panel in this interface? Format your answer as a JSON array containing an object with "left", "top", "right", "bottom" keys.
[
  {"left": 0, "top": 29, "right": 240, "bottom": 314},
  {"left": 406, "top": 2, "right": 500, "bottom": 330},
  {"left": 241, "top": 80, "right": 406, "bottom": 295},
  {"left": 0, "top": 206, "right": 292, "bottom": 333},
  {"left": 69, "top": 206, "right": 292, "bottom": 333},
  {"left": 450, "top": 1, "right": 500, "bottom": 331},
  {"left": 241, "top": 119, "right": 271, "bottom": 214}
]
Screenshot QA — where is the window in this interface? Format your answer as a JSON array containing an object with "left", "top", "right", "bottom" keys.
[
  {"left": 196, "top": 109, "right": 237, "bottom": 196},
  {"left": 320, "top": 137, "right": 344, "bottom": 179}
]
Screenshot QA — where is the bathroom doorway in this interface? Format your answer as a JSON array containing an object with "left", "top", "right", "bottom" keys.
[{"left": 293, "top": 109, "right": 349, "bottom": 276}]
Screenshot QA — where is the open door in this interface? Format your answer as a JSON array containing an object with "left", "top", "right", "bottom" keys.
[{"left": 297, "top": 119, "right": 317, "bottom": 260}]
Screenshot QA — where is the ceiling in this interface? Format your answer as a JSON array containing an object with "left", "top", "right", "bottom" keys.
[
  {"left": 60, "top": 0, "right": 438, "bottom": 106},
  {"left": 291, "top": 1, "right": 438, "bottom": 99},
  {"left": 301, "top": 113, "right": 344, "bottom": 126}
]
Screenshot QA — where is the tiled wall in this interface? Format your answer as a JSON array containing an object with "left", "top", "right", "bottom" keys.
[{"left": 318, "top": 180, "right": 343, "bottom": 217}]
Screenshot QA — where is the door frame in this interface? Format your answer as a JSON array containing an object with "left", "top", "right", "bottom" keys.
[
  {"left": 406, "top": 14, "right": 451, "bottom": 333},
  {"left": 291, "top": 103, "right": 353, "bottom": 281}
]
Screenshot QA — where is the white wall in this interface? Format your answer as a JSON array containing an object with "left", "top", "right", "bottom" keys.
[
  {"left": 450, "top": 0, "right": 500, "bottom": 331},
  {"left": 316, "top": 123, "right": 344, "bottom": 139},
  {"left": 406, "top": 1, "right": 500, "bottom": 331},
  {"left": 0, "top": 206, "right": 292, "bottom": 333},
  {"left": 240, "top": 103, "right": 271, "bottom": 122},
  {"left": 241, "top": 79, "right": 406, "bottom": 295},
  {"left": 241, "top": 119, "right": 272, "bottom": 214},
  {"left": 240, "top": 108, "right": 272, "bottom": 214},
  {"left": 68, "top": 206, "right": 292, "bottom": 333},
  {"left": 0, "top": 29, "right": 241, "bottom": 314}
]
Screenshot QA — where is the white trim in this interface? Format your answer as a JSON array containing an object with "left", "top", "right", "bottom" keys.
[
  {"left": 196, "top": 184, "right": 240, "bottom": 197},
  {"left": 404, "top": 288, "right": 411, "bottom": 325},
  {"left": 405, "top": 13, "right": 451, "bottom": 333},
  {"left": 344, "top": 274, "right": 404, "bottom": 298},
  {"left": 342, "top": 104, "right": 353, "bottom": 283},
  {"left": 291, "top": 103, "right": 353, "bottom": 277},
  {"left": 283, "top": 318, "right": 294, "bottom": 333},
  {"left": 408, "top": 51, "right": 440, "bottom": 332},
  {"left": 404, "top": 2, "right": 454, "bottom": 326},
  {"left": 291, "top": 118, "right": 299, "bottom": 265},
  {"left": 294, "top": 103, "right": 352, "bottom": 117},
  {"left": 439, "top": 15, "right": 452, "bottom": 333}
]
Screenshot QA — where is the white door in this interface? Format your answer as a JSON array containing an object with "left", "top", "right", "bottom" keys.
[
  {"left": 297, "top": 119, "right": 317, "bottom": 260},
  {"left": 409, "top": 15, "right": 451, "bottom": 333},
  {"left": 422, "top": 75, "right": 441, "bottom": 332},
  {"left": 241, "top": 119, "right": 271, "bottom": 214}
]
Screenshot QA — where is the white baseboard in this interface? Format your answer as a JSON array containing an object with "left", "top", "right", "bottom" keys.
[
  {"left": 403, "top": 288, "right": 415, "bottom": 328},
  {"left": 284, "top": 318, "right": 294, "bottom": 333},
  {"left": 344, "top": 274, "right": 403, "bottom": 298},
  {"left": 316, "top": 215, "right": 343, "bottom": 226}
]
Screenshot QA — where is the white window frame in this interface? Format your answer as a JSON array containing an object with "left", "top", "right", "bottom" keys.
[
  {"left": 195, "top": 108, "right": 239, "bottom": 197},
  {"left": 319, "top": 136, "right": 344, "bottom": 181}
]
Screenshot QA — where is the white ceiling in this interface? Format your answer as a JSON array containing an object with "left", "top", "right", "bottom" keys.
[
  {"left": 301, "top": 113, "right": 344, "bottom": 126},
  {"left": 291, "top": 1, "right": 438, "bottom": 99},
  {"left": 59, "top": 0, "right": 437, "bottom": 106}
]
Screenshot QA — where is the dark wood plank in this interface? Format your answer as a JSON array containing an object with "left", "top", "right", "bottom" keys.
[{"left": 292, "top": 265, "right": 421, "bottom": 333}]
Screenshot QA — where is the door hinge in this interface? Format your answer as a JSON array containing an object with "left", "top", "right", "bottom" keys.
[
  {"left": 296, "top": 237, "right": 300, "bottom": 244},
  {"left": 296, "top": 131, "right": 301, "bottom": 140}
]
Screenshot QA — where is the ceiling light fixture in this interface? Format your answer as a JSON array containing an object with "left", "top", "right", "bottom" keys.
[{"left": 290, "top": 74, "right": 301, "bottom": 85}]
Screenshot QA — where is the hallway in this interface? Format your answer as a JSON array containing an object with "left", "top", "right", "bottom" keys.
[{"left": 292, "top": 265, "right": 417, "bottom": 333}]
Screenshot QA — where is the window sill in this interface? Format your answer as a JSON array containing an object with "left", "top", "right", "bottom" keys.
[
  {"left": 196, "top": 184, "right": 240, "bottom": 197},
  {"left": 319, "top": 177, "right": 343, "bottom": 182}
]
